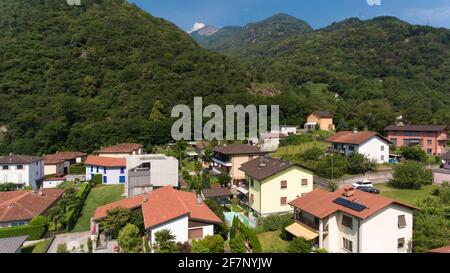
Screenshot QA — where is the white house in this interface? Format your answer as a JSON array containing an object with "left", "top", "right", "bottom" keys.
[
  {"left": 326, "top": 131, "right": 391, "bottom": 163},
  {"left": 280, "top": 125, "right": 298, "bottom": 135},
  {"left": 258, "top": 132, "right": 288, "bottom": 152},
  {"left": 84, "top": 156, "right": 127, "bottom": 185},
  {"left": 91, "top": 186, "right": 222, "bottom": 249},
  {"left": 126, "top": 154, "right": 179, "bottom": 197},
  {"left": 0, "top": 155, "right": 44, "bottom": 188},
  {"left": 287, "top": 187, "right": 417, "bottom": 253}
]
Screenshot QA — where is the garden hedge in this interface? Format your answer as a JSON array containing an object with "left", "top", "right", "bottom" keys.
[{"left": 0, "top": 216, "right": 47, "bottom": 241}]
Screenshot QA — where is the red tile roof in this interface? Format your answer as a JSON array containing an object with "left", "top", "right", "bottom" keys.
[
  {"left": 84, "top": 156, "right": 126, "bottom": 167},
  {"left": 97, "top": 143, "right": 143, "bottom": 154},
  {"left": 428, "top": 245, "right": 450, "bottom": 253},
  {"left": 385, "top": 125, "right": 447, "bottom": 132},
  {"left": 44, "top": 151, "right": 86, "bottom": 165},
  {"left": 289, "top": 188, "right": 417, "bottom": 220},
  {"left": 0, "top": 189, "right": 65, "bottom": 222},
  {"left": 93, "top": 186, "right": 222, "bottom": 229},
  {"left": 325, "top": 131, "right": 390, "bottom": 145}
]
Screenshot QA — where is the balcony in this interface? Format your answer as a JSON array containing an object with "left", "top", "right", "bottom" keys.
[
  {"left": 295, "top": 215, "right": 328, "bottom": 234},
  {"left": 212, "top": 157, "right": 232, "bottom": 167}
]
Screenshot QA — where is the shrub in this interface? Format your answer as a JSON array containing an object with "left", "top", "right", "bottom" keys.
[
  {"left": 346, "top": 153, "right": 376, "bottom": 175},
  {"left": 92, "top": 174, "right": 103, "bottom": 185},
  {"left": 314, "top": 248, "right": 328, "bottom": 253},
  {"left": 177, "top": 242, "right": 192, "bottom": 253},
  {"left": 400, "top": 145, "right": 427, "bottom": 162},
  {"left": 99, "top": 208, "right": 131, "bottom": 239},
  {"left": 0, "top": 216, "right": 47, "bottom": 240},
  {"left": 0, "top": 182, "right": 18, "bottom": 192},
  {"left": 217, "top": 172, "right": 231, "bottom": 187},
  {"left": 280, "top": 134, "right": 312, "bottom": 146},
  {"left": 256, "top": 214, "right": 294, "bottom": 233},
  {"left": 230, "top": 234, "right": 246, "bottom": 253},
  {"left": 316, "top": 154, "right": 348, "bottom": 179},
  {"left": 118, "top": 224, "right": 142, "bottom": 253},
  {"left": 28, "top": 215, "right": 47, "bottom": 226},
  {"left": 87, "top": 238, "right": 93, "bottom": 253},
  {"left": 389, "top": 161, "right": 432, "bottom": 189},
  {"left": 287, "top": 237, "right": 312, "bottom": 253},
  {"left": 69, "top": 164, "right": 85, "bottom": 174},
  {"left": 192, "top": 235, "right": 225, "bottom": 253},
  {"left": 57, "top": 243, "right": 68, "bottom": 253}
]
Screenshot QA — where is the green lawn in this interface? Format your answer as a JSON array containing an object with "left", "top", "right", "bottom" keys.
[
  {"left": 21, "top": 239, "right": 52, "bottom": 253},
  {"left": 272, "top": 142, "right": 329, "bottom": 158},
  {"left": 375, "top": 184, "right": 438, "bottom": 206},
  {"left": 72, "top": 185, "right": 125, "bottom": 232},
  {"left": 257, "top": 230, "right": 289, "bottom": 253}
]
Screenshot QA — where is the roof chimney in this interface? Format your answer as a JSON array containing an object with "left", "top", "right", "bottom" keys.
[
  {"left": 259, "top": 158, "right": 267, "bottom": 168},
  {"left": 343, "top": 187, "right": 354, "bottom": 198},
  {"left": 196, "top": 193, "right": 203, "bottom": 205},
  {"left": 143, "top": 194, "right": 148, "bottom": 203}
]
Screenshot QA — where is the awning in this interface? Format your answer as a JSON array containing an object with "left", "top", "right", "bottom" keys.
[
  {"left": 237, "top": 187, "right": 249, "bottom": 195},
  {"left": 285, "top": 222, "right": 319, "bottom": 240}
]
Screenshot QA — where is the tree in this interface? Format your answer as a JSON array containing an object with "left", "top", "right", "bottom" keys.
[
  {"left": 346, "top": 153, "right": 376, "bottom": 175},
  {"left": 194, "top": 161, "right": 203, "bottom": 175},
  {"left": 389, "top": 161, "right": 432, "bottom": 189},
  {"left": 316, "top": 153, "right": 348, "bottom": 179},
  {"left": 149, "top": 100, "right": 165, "bottom": 122},
  {"left": 400, "top": 145, "right": 427, "bottom": 162},
  {"left": 79, "top": 76, "right": 97, "bottom": 97},
  {"left": 153, "top": 229, "right": 180, "bottom": 253},
  {"left": 129, "top": 210, "right": 145, "bottom": 235},
  {"left": 0, "top": 183, "right": 17, "bottom": 192},
  {"left": 117, "top": 224, "right": 142, "bottom": 253},
  {"left": 99, "top": 208, "right": 131, "bottom": 239},
  {"left": 287, "top": 237, "right": 312, "bottom": 253},
  {"left": 192, "top": 235, "right": 225, "bottom": 253},
  {"left": 230, "top": 234, "right": 247, "bottom": 253},
  {"left": 217, "top": 172, "right": 232, "bottom": 187}
]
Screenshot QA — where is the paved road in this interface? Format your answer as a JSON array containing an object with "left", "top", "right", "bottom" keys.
[{"left": 47, "top": 231, "right": 90, "bottom": 253}]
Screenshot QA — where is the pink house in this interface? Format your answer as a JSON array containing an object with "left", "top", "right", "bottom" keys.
[
  {"left": 385, "top": 125, "right": 448, "bottom": 155},
  {"left": 433, "top": 152, "right": 450, "bottom": 184}
]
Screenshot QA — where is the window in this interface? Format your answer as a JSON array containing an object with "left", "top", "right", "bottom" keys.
[
  {"left": 342, "top": 215, "right": 353, "bottom": 229},
  {"left": 381, "top": 145, "right": 385, "bottom": 151},
  {"left": 120, "top": 167, "right": 125, "bottom": 174},
  {"left": 343, "top": 238, "right": 353, "bottom": 252},
  {"left": 2, "top": 165, "right": 8, "bottom": 170},
  {"left": 427, "top": 149, "right": 433, "bottom": 155},
  {"left": 301, "top": 179, "right": 308, "bottom": 186},
  {"left": 250, "top": 194, "right": 254, "bottom": 203},
  {"left": 348, "top": 145, "right": 355, "bottom": 151},
  {"left": 280, "top": 180, "right": 287, "bottom": 189},
  {"left": 427, "top": 140, "right": 432, "bottom": 145},
  {"left": 250, "top": 179, "right": 254, "bottom": 188},
  {"left": 398, "top": 215, "right": 407, "bottom": 228},
  {"left": 103, "top": 176, "right": 108, "bottom": 184},
  {"left": 103, "top": 167, "right": 107, "bottom": 174},
  {"left": 17, "top": 165, "right": 23, "bottom": 170},
  {"left": 96, "top": 166, "right": 99, "bottom": 173},
  {"left": 334, "top": 144, "right": 338, "bottom": 149},
  {"left": 390, "top": 138, "right": 397, "bottom": 146},
  {"left": 398, "top": 238, "right": 405, "bottom": 250},
  {"left": 119, "top": 176, "right": 126, "bottom": 184},
  {"left": 381, "top": 155, "right": 385, "bottom": 161},
  {"left": 90, "top": 165, "right": 93, "bottom": 172},
  {"left": 280, "top": 197, "right": 287, "bottom": 206}
]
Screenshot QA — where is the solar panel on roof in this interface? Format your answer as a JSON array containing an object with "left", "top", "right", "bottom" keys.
[{"left": 333, "top": 197, "right": 367, "bottom": 212}]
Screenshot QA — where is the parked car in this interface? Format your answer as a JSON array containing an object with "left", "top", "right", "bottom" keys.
[
  {"left": 357, "top": 187, "right": 380, "bottom": 194},
  {"left": 352, "top": 180, "right": 373, "bottom": 189}
]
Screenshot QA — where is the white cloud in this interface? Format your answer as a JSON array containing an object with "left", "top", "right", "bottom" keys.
[
  {"left": 188, "top": 22, "right": 206, "bottom": 33},
  {"left": 367, "top": 0, "right": 382, "bottom": 6}
]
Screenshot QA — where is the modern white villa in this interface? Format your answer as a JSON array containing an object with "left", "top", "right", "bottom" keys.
[
  {"left": 326, "top": 131, "right": 391, "bottom": 163},
  {"left": 0, "top": 155, "right": 45, "bottom": 188},
  {"left": 287, "top": 187, "right": 417, "bottom": 253}
]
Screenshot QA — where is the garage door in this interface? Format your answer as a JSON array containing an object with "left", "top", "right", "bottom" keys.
[{"left": 188, "top": 228, "right": 203, "bottom": 240}]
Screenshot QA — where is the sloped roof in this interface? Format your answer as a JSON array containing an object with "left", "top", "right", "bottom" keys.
[
  {"left": 214, "top": 143, "right": 267, "bottom": 155},
  {"left": 240, "top": 156, "right": 309, "bottom": 181},
  {"left": 325, "top": 131, "right": 390, "bottom": 145},
  {"left": 0, "top": 155, "right": 43, "bottom": 164},
  {"left": 97, "top": 143, "right": 143, "bottom": 154},
  {"left": 84, "top": 156, "right": 126, "bottom": 167},
  {"left": 44, "top": 151, "right": 87, "bottom": 164},
  {"left": 0, "top": 189, "right": 65, "bottom": 222},
  {"left": 311, "top": 111, "right": 333, "bottom": 118},
  {"left": 0, "top": 236, "right": 29, "bottom": 253},
  {"left": 289, "top": 188, "right": 417, "bottom": 220},
  {"left": 93, "top": 186, "right": 222, "bottom": 229},
  {"left": 385, "top": 125, "right": 447, "bottom": 132}
]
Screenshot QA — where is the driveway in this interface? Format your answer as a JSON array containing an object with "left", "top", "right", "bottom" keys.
[{"left": 47, "top": 231, "right": 91, "bottom": 253}]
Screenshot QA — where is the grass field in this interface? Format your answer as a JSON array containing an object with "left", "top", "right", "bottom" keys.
[
  {"left": 257, "top": 230, "right": 289, "bottom": 253},
  {"left": 272, "top": 142, "right": 329, "bottom": 159},
  {"left": 21, "top": 239, "right": 52, "bottom": 253},
  {"left": 375, "top": 184, "right": 438, "bottom": 206},
  {"left": 72, "top": 185, "right": 125, "bottom": 232}
]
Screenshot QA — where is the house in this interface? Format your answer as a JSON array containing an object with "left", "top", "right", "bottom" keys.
[
  {"left": 433, "top": 151, "right": 450, "bottom": 184},
  {"left": 287, "top": 187, "right": 417, "bottom": 253},
  {"left": 305, "top": 111, "right": 335, "bottom": 131},
  {"left": 43, "top": 177, "right": 67, "bottom": 189},
  {"left": 95, "top": 143, "right": 143, "bottom": 158},
  {"left": 201, "top": 184, "right": 233, "bottom": 204},
  {"left": 0, "top": 155, "right": 45, "bottom": 189},
  {"left": 0, "top": 188, "right": 65, "bottom": 228},
  {"left": 84, "top": 156, "right": 127, "bottom": 185},
  {"left": 258, "top": 132, "right": 287, "bottom": 152},
  {"left": 325, "top": 131, "right": 391, "bottom": 164},
  {"left": 239, "top": 157, "right": 313, "bottom": 216},
  {"left": 44, "top": 151, "right": 87, "bottom": 176},
  {"left": 91, "top": 186, "right": 222, "bottom": 247},
  {"left": 385, "top": 124, "right": 448, "bottom": 155},
  {"left": 428, "top": 245, "right": 450, "bottom": 253},
  {"left": 280, "top": 125, "right": 298, "bottom": 135},
  {"left": 126, "top": 154, "right": 179, "bottom": 197},
  {"left": 0, "top": 235, "right": 29, "bottom": 253},
  {"left": 212, "top": 144, "right": 269, "bottom": 186}
]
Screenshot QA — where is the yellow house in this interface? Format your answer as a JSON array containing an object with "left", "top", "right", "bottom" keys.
[
  {"left": 305, "top": 111, "right": 335, "bottom": 131},
  {"left": 239, "top": 157, "right": 314, "bottom": 216}
]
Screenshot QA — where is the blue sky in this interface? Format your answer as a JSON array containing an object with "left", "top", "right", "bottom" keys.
[{"left": 129, "top": 0, "right": 450, "bottom": 32}]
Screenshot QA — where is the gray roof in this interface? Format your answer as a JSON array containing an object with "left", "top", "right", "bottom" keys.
[
  {"left": 214, "top": 144, "right": 267, "bottom": 155},
  {"left": 239, "top": 156, "right": 310, "bottom": 181},
  {"left": 0, "top": 235, "right": 28, "bottom": 253},
  {"left": 0, "top": 155, "right": 43, "bottom": 164}
]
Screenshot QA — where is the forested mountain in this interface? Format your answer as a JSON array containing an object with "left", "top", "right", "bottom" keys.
[
  {"left": 0, "top": 0, "right": 254, "bottom": 154},
  {"left": 194, "top": 15, "right": 450, "bottom": 132}
]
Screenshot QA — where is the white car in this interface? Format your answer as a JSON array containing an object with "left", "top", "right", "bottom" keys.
[{"left": 352, "top": 180, "right": 373, "bottom": 189}]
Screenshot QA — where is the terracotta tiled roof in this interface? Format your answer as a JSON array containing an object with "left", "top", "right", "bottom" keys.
[
  {"left": 325, "top": 131, "right": 390, "bottom": 145},
  {"left": 385, "top": 125, "right": 447, "bottom": 132},
  {"left": 428, "top": 245, "right": 450, "bottom": 253},
  {"left": 214, "top": 143, "right": 267, "bottom": 155},
  {"left": 44, "top": 151, "right": 87, "bottom": 164},
  {"left": 84, "top": 156, "right": 126, "bottom": 167},
  {"left": 0, "top": 155, "right": 43, "bottom": 164},
  {"left": 97, "top": 143, "right": 143, "bottom": 154},
  {"left": 0, "top": 189, "right": 65, "bottom": 222},
  {"left": 93, "top": 186, "right": 222, "bottom": 229},
  {"left": 240, "top": 156, "right": 309, "bottom": 181},
  {"left": 289, "top": 188, "right": 417, "bottom": 220},
  {"left": 43, "top": 156, "right": 65, "bottom": 165},
  {"left": 311, "top": 111, "right": 333, "bottom": 118}
]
